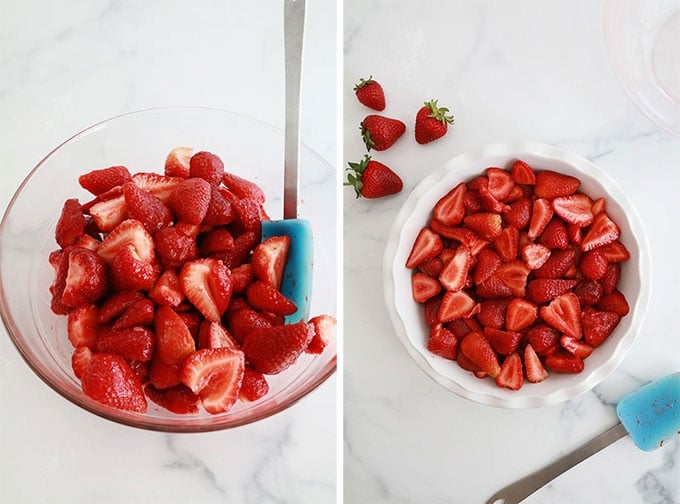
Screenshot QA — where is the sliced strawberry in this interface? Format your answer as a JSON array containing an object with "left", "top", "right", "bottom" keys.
[
  {"left": 552, "top": 193, "right": 594, "bottom": 227},
  {"left": 526, "top": 324, "right": 560, "bottom": 355},
  {"left": 111, "top": 298, "right": 155, "bottom": 331},
  {"left": 81, "top": 353, "right": 147, "bottom": 412},
  {"left": 199, "top": 227, "right": 235, "bottom": 258},
  {"left": 582, "top": 308, "right": 621, "bottom": 346},
  {"left": 521, "top": 345, "right": 546, "bottom": 383},
  {"left": 540, "top": 292, "right": 582, "bottom": 339},
  {"left": 55, "top": 198, "right": 86, "bottom": 248},
  {"left": 486, "top": 167, "right": 515, "bottom": 201},
  {"left": 79, "top": 165, "right": 131, "bottom": 195},
  {"left": 539, "top": 218, "right": 569, "bottom": 250},
  {"left": 579, "top": 249, "right": 608, "bottom": 280},
  {"left": 61, "top": 247, "right": 108, "bottom": 308},
  {"left": 203, "top": 185, "right": 236, "bottom": 227},
  {"left": 131, "top": 172, "right": 182, "bottom": 203},
  {"left": 86, "top": 187, "right": 128, "bottom": 232},
  {"left": 149, "top": 357, "right": 182, "bottom": 389},
  {"left": 222, "top": 172, "right": 266, "bottom": 204},
  {"left": 596, "top": 290, "right": 630, "bottom": 316},
  {"left": 521, "top": 243, "right": 551, "bottom": 270},
  {"left": 97, "top": 219, "right": 155, "bottom": 264},
  {"left": 473, "top": 248, "right": 503, "bottom": 285},
  {"left": 71, "top": 346, "right": 94, "bottom": 379},
  {"left": 242, "top": 321, "right": 313, "bottom": 374},
  {"left": 231, "top": 198, "right": 264, "bottom": 237},
  {"left": 600, "top": 263, "right": 621, "bottom": 295},
  {"left": 227, "top": 307, "right": 274, "bottom": 344},
  {"left": 534, "top": 170, "right": 580, "bottom": 199},
  {"left": 67, "top": 304, "right": 99, "bottom": 348},
  {"left": 574, "top": 279, "right": 604, "bottom": 306},
  {"left": 145, "top": 383, "right": 200, "bottom": 414},
  {"left": 437, "top": 290, "right": 477, "bottom": 322},
  {"left": 591, "top": 197, "right": 607, "bottom": 216},
  {"left": 427, "top": 324, "right": 459, "bottom": 360},
  {"left": 433, "top": 182, "right": 466, "bottom": 226},
  {"left": 98, "top": 290, "right": 145, "bottom": 323},
  {"left": 406, "top": 228, "right": 444, "bottom": 269},
  {"left": 168, "top": 177, "right": 211, "bottom": 225},
  {"left": 495, "top": 260, "right": 530, "bottom": 297},
  {"left": 527, "top": 198, "right": 553, "bottom": 240},
  {"left": 494, "top": 226, "right": 519, "bottom": 262},
  {"left": 511, "top": 160, "right": 537, "bottom": 185},
  {"left": 411, "top": 272, "right": 442, "bottom": 303},
  {"left": 438, "top": 246, "right": 473, "bottom": 292},
  {"left": 484, "top": 327, "right": 522, "bottom": 355},
  {"left": 252, "top": 235, "right": 291, "bottom": 290},
  {"left": 432, "top": 224, "right": 488, "bottom": 256},
  {"left": 476, "top": 274, "right": 513, "bottom": 299},
  {"left": 567, "top": 223, "right": 582, "bottom": 246},
  {"left": 222, "top": 230, "right": 258, "bottom": 269},
  {"left": 478, "top": 178, "right": 510, "bottom": 213},
  {"left": 456, "top": 351, "right": 483, "bottom": 373},
  {"left": 198, "top": 320, "right": 239, "bottom": 350},
  {"left": 534, "top": 248, "right": 576, "bottom": 279},
  {"left": 423, "top": 296, "right": 443, "bottom": 326},
  {"left": 149, "top": 269, "right": 185, "bottom": 307},
  {"left": 239, "top": 368, "right": 270, "bottom": 402},
  {"left": 505, "top": 298, "right": 538, "bottom": 331},
  {"left": 95, "top": 326, "right": 155, "bottom": 362},
  {"left": 464, "top": 190, "right": 485, "bottom": 213},
  {"left": 110, "top": 244, "right": 157, "bottom": 291},
  {"left": 164, "top": 146, "right": 192, "bottom": 178},
  {"left": 180, "top": 347, "right": 245, "bottom": 414},
  {"left": 418, "top": 257, "right": 445, "bottom": 277},
  {"left": 154, "top": 306, "right": 196, "bottom": 364},
  {"left": 544, "top": 351, "right": 585, "bottom": 374},
  {"left": 464, "top": 213, "right": 502, "bottom": 242},
  {"left": 459, "top": 332, "right": 501, "bottom": 378},
  {"left": 495, "top": 352, "right": 523, "bottom": 390},
  {"left": 307, "top": 314, "right": 336, "bottom": 354},
  {"left": 476, "top": 299, "right": 509, "bottom": 330},
  {"left": 503, "top": 197, "right": 532, "bottom": 230},
  {"left": 246, "top": 280, "right": 296, "bottom": 316},
  {"left": 560, "top": 335, "right": 593, "bottom": 359},
  {"left": 598, "top": 241, "right": 630, "bottom": 263},
  {"left": 527, "top": 278, "right": 578, "bottom": 304},
  {"left": 581, "top": 212, "right": 620, "bottom": 252},
  {"left": 122, "top": 182, "right": 173, "bottom": 234},
  {"left": 189, "top": 151, "right": 225, "bottom": 186},
  {"left": 180, "top": 258, "right": 233, "bottom": 322}
]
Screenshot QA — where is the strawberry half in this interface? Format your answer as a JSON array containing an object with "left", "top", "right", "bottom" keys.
[
  {"left": 81, "top": 353, "right": 147, "bottom": 412},
  {"left": 154, "top": 306, "right": 196, "bottom": 364},
  {"left": 540, "top": 292, "right": 582, "bottom": 339},
  {"left": 180, "top": 258, "right": 233, "bottom": 322},
  {"left": 164, "top": 146, "right": 192, "bottom": 178},
  {"left": 433, "top": 182, "right": 466, "bottom": 226},
  {"left": 246, "top": 280, "right": 296, "bottom": 316},
  {"left": 438, "top": 246, "right": 473, "bottom": 292},
  {"left": 252, "top": 235, "right": 291, "bottom": 290},
  {"left": 427, "top": 324, "right": 458, "bottom": 360},
  {"left": 307, "top": 314, "right": 336, "bottom": 354},
  {"left": 55, "top": 198, "right": 86, "bottom": 248},
  {"left": 459, "top": 332, "right": 500, "bottom": 378},
  {"left": 406, "top": 228, "right": 444, "bottom": 269},
  {"left": 242, "top": 322, "right": 314, "bottom": 375},
  {"left": 78, "top": 165, "right": 131, "bottom": 196},
  {"left": 495, "top": 352, "right": 523, "bottom": 390},
  {"left": 412, "top": 272, "right": 443, "bottom": 303},
  {"left": 534, "top": 170, "right": 580, "bottom": 199}
]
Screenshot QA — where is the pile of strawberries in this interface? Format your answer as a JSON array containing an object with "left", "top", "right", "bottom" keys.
[
  {"left": 49, "top": 147, "right": 334, "bottom": 415},
  {"left": 346, "top": 76, "right": 455, "bottom": 198},
  {"left": 406, "top": 161, "right": 631, "bottom": 390}
]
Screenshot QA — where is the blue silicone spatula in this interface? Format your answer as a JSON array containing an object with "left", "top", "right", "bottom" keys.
[
  {"left": 486, "top": 372, "right": 680, "bottom": 504},
  {"left": 261, "top": 0, "right": 312, "bottom": 324}
]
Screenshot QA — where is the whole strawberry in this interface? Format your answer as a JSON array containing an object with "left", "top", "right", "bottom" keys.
[
  {"left": 354, "top": 76, "right": 386, "bottom": 111},
  {"left": 415, "top": 99, "right": 455, "bottom": 144},
  {"left": 360, "top": 114, "right": 406, "bottom": 151},
  {"left": 345, "top": 155, "right": 403, "bottom": 199}
]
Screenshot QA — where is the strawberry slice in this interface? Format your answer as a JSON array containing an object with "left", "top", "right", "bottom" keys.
[
  {"left": 552, "top": 193, "right": 594, "bottom": 227},
  {"left": 582, "top": 308, "right": 621, "bottom": 346},
  {"left": 180, "top": 258, "right": 233, "bottom": 322},
  {"left": 534, "top": 248, "right": 576, "bottom": 279},
  {"left": 524, "top": 344, "right": 548, "bottom": 383},
  {"left": 86, "top": 187, "right": 128, "bottom": 232},
  {"left": 180, "top": 347, "right": 245, "bottom": 414},
  {"left": 197, "top": 320, "right": 240, "bottom": 350},
  {"left": 154, "top": 306, "right": 196, "bottom": 364},
  {"left": 203, "top": 185, "right": 236, "bottom": 227},
  {"left": 600, "top": 263, "right": 621, "bottom": 295},
  {"left": 227, "top": 308, "right": 274, "bottom": 344},
  {"left": 97, "top": 219, "right": 155, "bottom": 264},
  {"left": 222, "top": 171, "right": 266, "bottom": 204},
  {"left": 581, "top": 212, "right": 621, "bottom": 252},
  {"left": 539, "top": 218, "right": 569, "bottom": 250},
  {"left": 168, "top": 177, "right": 212, "bottom": 225},
  {"left": 61, "top": 247, "right": 108, "bottom": 309},
  {"left": 149, "top": 269, "right": 185, "bottom": 307},
  {"left": 598, "top": 241, "right": 630, "bottom": 263},
  {"left": 574, "top": 279, "right": 604, "bottom": 306},
  {"left": 164, "top": 146, "right": 192, "bottom": 178},
  {"left": 307, "top": 314, "right": 336, "bottom": 354},
  {"left": 527, "top": 278, "right": 579, "bottom": 304},
  {"left": 145, "top": 384, "right": 200, "bottom": 414},
  {"left": 437, "top": 290, "right": 477, "bottom": 322},
  {"left": 521, "top": 243, "right": 551, "bottom": 270},
  {"left": 560, "top": 335, "right": 593, "bottom": 359},
  {"left": 71, "top": 346, "right": 94, "bottom": 379},
  {"left": 459, "top": 332, "right": 500, "bottom": 378},
  {"left": 431, "top": 224, "right": 488, "bottom": 256},
  {"left": 67, "top": 304, "right": 99, "bottom": 348},
  {"left": 596, "top": 290, "right": 630, "bottom": 316},
  {"left": 79, "top": 165, "right": 131, "bottom": 195},
  {"left": 122, "top": 181, "right": 173, "bottom": 234},
  {"left": 239, "top": 368, "right": 270, "bottom": 402},
  {"left": 55, "top": 198, "right": 86, "bottom": 248},
  {"left": 251, "top": 235, "right": 291, "bottom": 290},
  {"left": 505, "top": 298, "right": 537, "bottom": 331},
  {"left": 494, "top": 226, "right": 519, "bottom": 262},
  {"left": 418, "top": 257, "right": 444, "bottom": 277},
  {"left": 438, "top": 246, "right": 473, "bottom": 292},
  {"left": 579, "top": 250, "right": 608, "bottom": 280},
  {"left": 246, "top": 280, "right": 296, "bottom": 316},
  {"left": 95, "top": 326, "right": 155, "bottom": 362},
  {"left": 544, "top": 351, "right": 585, "bottom": 374},
  {"left": 111, "top": 298, "right": 155, "bottom": 331},
  {"left": 540, "top": 292, "right": 582, "bottom": 339},
  {"left": 81, "top": 353, "right": 147, "bottom": 412},
  {"left": 476, "top": 274, "right": 513, "bottom": 299},
  {"left": 510, "top": 160, "right": 537, "bottom": 185},
  {"left": 412, "top": 272, "right": 443, "bottom": 303},
  {"left": 527, "top": 198, "right": 553, "bottom": 239},
  {"left": 433, "top": 182, "right": 466, "bottom": 226},
  {"left": 486, "top": 167, "right": 515, "bottom": 201},
  {"left": 484, "top": 327, "right": 522, "bottom": 355},
  {"left": 534, "top": 170, "right": 580, "bottom": 199},
  {"left": 131, "top": 172, "right": 182, "bottom": 203},
  {"left": 478, "top": 178, "right": 510, "bottom": 213},
  {"left": 406, "top": 228, "right": 444, "bottom": 269},
  {"left": 474, "top": 248, "right": 503, "bottom": 286},
  {"left": 149, "top": 357, "right": 182, "bottom": 389},
  {"left": 98, "top": 290, "right": 145, "bottom": 323},
  {"left": 242, "top": 321, "right": 313, "bottom": 375},
  {"left": 495, "top": 352, "right": 523, "bottom": 390},
  {"left": 526, "top": 324, "right": 560, "bottom": 355},
  {"left": 463, "top": 213, "right": 502, "bottom": 241},
  {"left": 503, "top": 197, "right": 532, "bottom": 230},
  {"left": 427, "top": 324, "right": 459, "bottom": 360},
  {"left": 110, "top": 244, "right": 157, "bottom": 291},
  {"left": 495, "top": 260, "right": 530, "bottom": 297},
  {"left": 476, "top": 299, "right": 509, "bottom": 330}
]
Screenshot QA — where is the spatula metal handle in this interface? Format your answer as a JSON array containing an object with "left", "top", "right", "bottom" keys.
[
  {"left": 283, "top": 0, "right": 305, "bottom": 219},
  {"left": 485, "top": 422, "right": 628, "bottom": 504}
]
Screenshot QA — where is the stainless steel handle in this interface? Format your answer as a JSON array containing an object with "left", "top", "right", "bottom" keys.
[
  {"left": 485, "top": 423, "right": 628, "bottom": 504},
  {"left": 283, "top": 0, "right": 305, "bottom": 219}
]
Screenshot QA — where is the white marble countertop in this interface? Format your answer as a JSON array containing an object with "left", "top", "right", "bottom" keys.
[
  {"left": 344, "top": 1, "right": 680, "bottom": 503},
  {"left": 0, "top": 1, "right": 337, "bottom": 503}
]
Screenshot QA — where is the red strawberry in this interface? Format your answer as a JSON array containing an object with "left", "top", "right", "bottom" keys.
[
  {"left": 539, "top": 218, "right": 569, "bottom": 250},
  {"left": 95, "top": 326, "right": 155, "bottom": 362},
  {"left": 231, "top": 198, "right": 264, "bottom": 238},
  {"left": 581, "top": 213, "right": 620, "bottom": 252},
  {"left": 81, "top": 353, "right": 147, "bottom": 412},
  {"left": 222, "top": 172, "right": 266, "bottom": 204},
  {"left": 242, "top": 321, "right": 313, "bottom": 375},
  {"left": 459, "top": 332, "right": 500, "bottom": 378},
  {"left": 180, "top": 258, "right": 233, "bottom": 322},
  {"left": 524, "top": 344, "right": 549, "bottom": 383},
  {"left": 145, "top": 383, "right": 200, "bottom": 414},
  {"left": 85, "top": 187, "right": 128, "bottom": 233},
  {"left": 527, "top": 198, "right": 553, "bottom": 240},
  {"left": 597, "top": 290, "right": 630, "bottom": 316},
  {"left": 582, "top": 308, "right": 621, "bottom": 346},
  {"left": 427, "top": 324, "right": 459, "bottom": 360},
  {"left": 495, "top": 260, "right": 530, "bottom": 297},
  {"left": 438, "top": 246, "right": 473, "bottom": 292},
  {"left": 97, "top": 219, "right": 155, "bottom": 264},
  {"left": 406, "top": 228, "right": 444, "bottom": 269},
  {"left": 227, "top": 308, "right": 274, "bottom": 344},
  {"left": 154, "top": 306, "right": 196, "bottom": 365},
  {"left": 412, "top": 272, "right": 443, "bottom": 303},
  {"left": 168, "top": 177, "right": 211, "bottom": 225},
  {"left": 476, "top": 274, "right": 513, "bottom": 299},
  {"left": 544, "top": 351, "right": 585, "bottom": 374},
  {"left": 477, "top": 178, "right": 511, "bottom": 213},
  {"left": 79, "top": 165, "right": 131, "bottom": 195},
  {"left": 418, "top": 257, "right": 444, "bottom": 277},
  {"left": 71, "top": 346, "right": 94, "bottom": 379},
  {"left": 540, "top": 292, "right": 582, "bottom": 339},
  {"left": 307, "top": 314, "right": 336, "bottom": 354},
  {"left": 477, "top": 299, "right": 509, "bottom": 330},
  {"left": 473, "top": 248, "right": 503, "bottom": 285},
  {"left": 579, "top": 250, "right": 608, "bottom": 280},
  {"left": 423, "top": 296, "right": 443, "bottom": 326},
  {"left": 464, "top": 190, "right": 485, "bottom": 213},
  {"left": 495, "top": 352, "right": 523, "bottom": 390},
  {"left": 353, "top": 76, "right": 386, "bottom": 111},
  {"left": 67, "top": 304, "right": 99, "bottom": 348},
  {"left": 521, "top": 243, "right": 551, "bottom": 270},
  {"left": 527, "top": 278, "right": 578, "bottom": 304},
  {"left": 164, "top": 146, "right": 192, "bottom": 178},
  {"left": 246, "top": 280, "right": 296, "bottom": 315},
  {"left": 486, "top": 167, "right": 515, "bottom": 201},
  {"left": 149, "top": 269, "right": 185, "bottom": 307},
  {"left": 189, "top": 151, "right": 224, "bottom": 186},
  {"left": 180, "top": 347, "right": 245, "bottom": 414},
  {"left": 433, "top": 182, "right": 466, "bottom": 226},
  {"left": 345, "top": 155, "right": 403, "bottom": 198},
  {"left": 252, "top": 235, "right": 291, "bottom": 290},
  {"left": 552, "top": 193, "right": 594, "bottom": 227},
  {"left": 154, "top": 226, "right": 198, "bottom": 269},
  {"left": 598, "top": 241, "right": 630, "bottom": 263},
  {"left": 199, "top": 228, "right": 235, "bottom": 258},
  {"left": 239, "top": 368, "right": 270, "bottom": 402},
  {"left": 61, "top": 247, "right": 108, "bottom": 308},
  {"left": 534, "top": 248, "right": 576, "bottom": 279},
  {"left": 149, "top": 357, "right": 182, "bottom": 389},
  {"left": 600, "top": 263, "right": 621, "bottom": 295},
  {"left": 437, "top": 291, "right": 477, "bottom": 322},
  {"left": 505, "top": 298, "right": 537, "bottom": 331},
  {"left": 431, "top": 224, "right": 488, "bottom": 256},
  {"left": 526, "top": 324, "right": 560, "bottom": 355},
  {"left": 511, "top": 160, "right": 537, "bottom": 185},
  {"left": 567, "top": 223, "right": 583, "bottom": 246},
  {"left": 203, "top": 185, "right": 236, "bottom": 227},
  {"left": 223, "top": 230, "right": 258, "bottom": 269},
  {"left": 484, "top": 327, "right": 522, "bottom": 355},
  {"left": 414, "top": 99, "right": 455, "bottom": 144},
  {"left": 110, "top": 244, "right": 157, "bottom": 291},
  {"left": 361, "top": 114, "right": 406, "bottom": 151},
  {"left": 534, "top": 170, "right": 580, "bottom": 199},
  {"left": 131, "top": 172, "right": 182, "bottom": 203},
  {"left": 197, "top": 320, "right": 239, "bottom": 351},
  {"left": 464, "top": 213, "right": 502, "bottom": 241},
  {"left": 55, "top": 198, "right": 86, "bottom": 248},
  {"left": 494, "top": 226, "right": 519, "bottom": 262},
  {"left": 122, "top": 182, "right": 173, "bottom": 234},
  {"left": 111, "top": 298, "right": 155, "bottom": 331},
  {"left": 98, "top": 291, "right": 144, "bottom": 323},
  {"left": 504, "top": 197, "right": 532, "bottom": 230},
  {"left": 560, "top": 335, "right": 593, "bottom": 359},
  {"left": 574, "top": 279, "right": 604, "bottom": 306}
]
